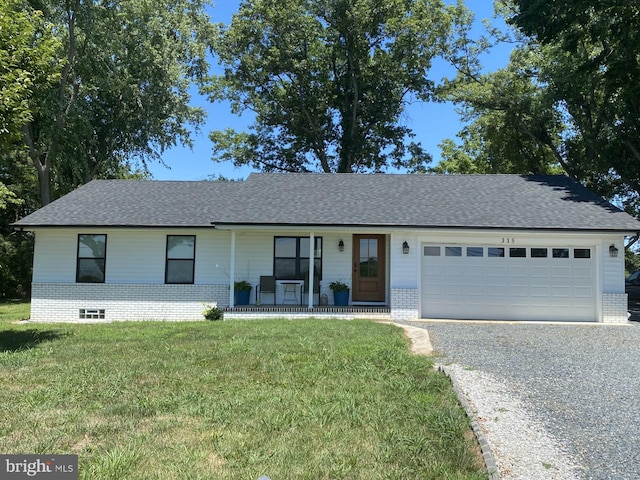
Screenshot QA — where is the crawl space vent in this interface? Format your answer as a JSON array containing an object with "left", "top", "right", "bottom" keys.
[{"left": 79, "top": 309, "right": 105, "bottom": 320}]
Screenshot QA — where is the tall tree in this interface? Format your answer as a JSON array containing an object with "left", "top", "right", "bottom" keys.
[
  {"left": 509, "top": 0, "right": 640, "bottom": 210},
  {"left": 0, "top": 151, "right": 38, "bottom": 297},
  {"left": 207, "top": 0, "right": 470, "bottom": 173},
  {"left": 440, "top": 0, "right": 640, "bottom": 216},
  {"left": 0, "top": 0, "right": 59, "bottom": 152},
  {"left": 15, "top": 0, "right": 214, "bottom": 206},
  {"left": 434, "top": 45, "right": 565, "bottom": 176}
]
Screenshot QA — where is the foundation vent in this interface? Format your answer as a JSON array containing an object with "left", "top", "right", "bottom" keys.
[{"left": 79, "top": 309, "right": 105, "bottom": 320}]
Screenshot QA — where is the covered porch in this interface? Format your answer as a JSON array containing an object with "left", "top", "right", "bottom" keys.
[{"left": 222, "top": 228, "right": 399, "bottom": 309}]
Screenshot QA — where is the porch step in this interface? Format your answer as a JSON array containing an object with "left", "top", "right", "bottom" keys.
[{"left": 222, "top": 305, "right": 391, "bottom": 320}]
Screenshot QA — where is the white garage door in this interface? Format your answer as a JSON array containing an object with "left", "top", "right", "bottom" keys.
[{"left": 421, "top": 245, "right": 596, "bottom": 321}]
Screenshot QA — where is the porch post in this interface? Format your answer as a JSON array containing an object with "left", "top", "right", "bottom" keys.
[
  {"left": 308, "top": 232, "right": 314, "bottom": 309},
  {"left": 229, "top": 231, "right": 236, "bottom": 308}
]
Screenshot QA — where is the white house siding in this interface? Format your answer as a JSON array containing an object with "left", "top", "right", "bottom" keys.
[
  {"left": 28, "top": 228, "right": 630, "bottom": 323},
  {"left": 32, "top": 230, "right": 78, "bottom": 283},
  {"left": 321, "top": 232, "right": 354, "bottom": 296},
  {"left": 32, "top": 228, "right": 232, "bottom": 284},
  {"left": 29, "top": 228, "right": 363, "bottom": 321},
  {"left": 389, "top": 233, "right": 419, "bottom": 321},
  {"left": 30, "top": 228, "right": 232, "bottom": 321}
]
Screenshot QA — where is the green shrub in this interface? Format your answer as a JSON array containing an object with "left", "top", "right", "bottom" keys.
[{"left": 202, "top": 304, "right": 224, "bottom": 321}]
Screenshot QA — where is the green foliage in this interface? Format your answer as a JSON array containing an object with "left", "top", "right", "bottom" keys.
[
  {"left": 202, "top": 304, "right": 224, "bottom": 321},
  {"left": 0, "top": 151, "right": 39, "bottom": 298},
  {"left": 11, "top": 0, "right": 214, "bottom": 206},
  {"left": 0, "top": 319, "right": 486, "bottom": 478},
  {"left": 329, "top": 280, "right": 349, "bottom": 292},
  {"left": 1, "top": 0, "right": 214, "bottom": 295},
  {"left": 441, "top": 0, "right": 640, "bottom": 221},
  {"left": 507, "top": 0, "right": 640, "bottom": 213},
  {"left": 234, "top": 280, "right": 252, "bottom": 291},
  {"left": 0, "top": 0, "right": 60, "bottom": 149},
  {"left": 625, "top": 249, "right": 640, "bottom": 278},
  {"left": 435, "top": 39, "right": 566, "bottom": 176},
  {"left": 207, "top": 0, "right": 471, "bottom": 173}
]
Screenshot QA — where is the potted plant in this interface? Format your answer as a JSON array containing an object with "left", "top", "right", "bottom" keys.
[
  {"left": 234, "top": 280, "right": 253, "bottom": 305},
  {"left": 329, "top": 280, "right": 349, "bottom": 306}
]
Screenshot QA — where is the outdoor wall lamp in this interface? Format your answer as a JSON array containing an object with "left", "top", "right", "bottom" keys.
[
  {"left": 609, "top": 244, "right": 619, "bottom": 258},
  {"left": 402, "top": 241, "right": 410, "bottom": 254},
  {"left": 338, "top": 240, "right": 344, "bottom": 252}
]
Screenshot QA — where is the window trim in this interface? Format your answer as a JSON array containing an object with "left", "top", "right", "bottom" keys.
[
  {"left": 273, "top": 236, "right": 323, "bottom": 280},
  {"left": 76, "top": 234, "right": 107, "bottom": 283},
  {"left": 165, "top": 235, "right": 196, "bottom": 284}
]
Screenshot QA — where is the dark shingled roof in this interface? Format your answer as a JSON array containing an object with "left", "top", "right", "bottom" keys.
[{"left": 12, "top": 173, "right": 640, "bottom": 232}]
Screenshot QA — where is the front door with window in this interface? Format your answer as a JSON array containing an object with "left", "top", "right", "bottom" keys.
[{"left": 352, "top": 234, "right": 386, "bottom": 302}]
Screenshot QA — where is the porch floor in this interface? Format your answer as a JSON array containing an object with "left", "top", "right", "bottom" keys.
[{"left": 223, "top": 305, "right": 391, "bottom": 320}]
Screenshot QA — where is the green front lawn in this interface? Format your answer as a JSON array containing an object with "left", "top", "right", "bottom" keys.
[{"left": 0, "top": 303, "right": 486, "bottom": 479}]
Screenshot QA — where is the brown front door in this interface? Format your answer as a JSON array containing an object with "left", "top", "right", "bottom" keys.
[{"left": 352, "top": 234, "right": 386, "bottom": 302}]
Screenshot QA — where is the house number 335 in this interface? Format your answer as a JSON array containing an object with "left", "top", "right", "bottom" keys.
[{"left": 501, "top": 238, "right": 516, "bottom": 244}]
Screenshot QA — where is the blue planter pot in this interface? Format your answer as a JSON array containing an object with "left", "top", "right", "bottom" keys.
[
  {"left": 235, "top": 289, "right": 251, "bottom": 305},
  {"left": 333, "top": 290, "right": 349, "bottom": 306}
]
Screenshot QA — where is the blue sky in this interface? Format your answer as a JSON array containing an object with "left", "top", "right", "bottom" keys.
[{"left": 150, "top": 1, "right": 512, "bottom": 181}]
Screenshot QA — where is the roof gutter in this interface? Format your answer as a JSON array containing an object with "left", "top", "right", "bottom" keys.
[
  {"left": 11, "top": 222, "right": 640, "bottom": 236},
  {"left": 210, "top": 221, "right": 640, "bottom": 235}
]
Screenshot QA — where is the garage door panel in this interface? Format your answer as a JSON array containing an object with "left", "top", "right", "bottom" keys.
[
  {"left": 487, "top": 266, "right": 506, "bottom": 276},
  {"left": 464, "top": 286, "right": 487, "bottom": 295},
  {"left": 531, "top": 266, "right": 551, "bottom": 277},
  {"left": 465, "top": 277, "right": 487, "bottom": 287},
  {"left": 531, "top": 285, "right": 551, "bottom": 296},
  {"left": 508, "top": 266, "right": 528, "bottom": 277},
  {"left": 574, "top": 267, "right": 593, "bottom": 278},
  {"left": 467, "top": 265, "right": 485, "bottom": 276},
  {"left": 552, "top": 266, "right": 571, "bottom": 277},
  {"left": 487, "top": 286, "right": 509, "bottom": 295},
  {"left": 551, "top": 286, "right": 572, "bottom": 297},
  {"left": 445, "top": 265, "right": 465, "bottom": 275},
  {"left": 573, "top": 286, "right": 593, "bottom": 298},
  {"left": 421, "top": 244, "right": 596, "bottom": 321},
  {"left": 509, "top": 285, "right": 530, "bottom": 296}
]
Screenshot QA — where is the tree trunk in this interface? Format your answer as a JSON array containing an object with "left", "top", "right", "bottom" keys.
[
  {"left": 23, "top": 124, "right": 52, "bottom": 206},
  {"left": 35, "top": 161, "right": 52, "bottom": 207}
]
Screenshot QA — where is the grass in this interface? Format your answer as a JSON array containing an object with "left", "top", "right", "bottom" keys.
[
  {"left": 0, "top": 300, "right": 486, "bottom": 479},
  {"left": 0, "top": 299, "right": 30, "bottom": 323}
]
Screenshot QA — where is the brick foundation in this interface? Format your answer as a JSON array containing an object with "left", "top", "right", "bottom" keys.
[
  {"left": 602, "top": 293, "right": 629, "bottom": 324},
  {"left": 30, "top": 283, "right": 229, "bottom": 322},
  {"left": 390, "top": 288, "right": 419, "bottom": 322}
]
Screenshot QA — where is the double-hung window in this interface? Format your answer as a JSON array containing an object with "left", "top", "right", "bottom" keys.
[
  {"left": 274, "top": 236, "right": 322, "bottom": 280},
  {"left": 166, "top": 235, "right": 196, "bottom": 284},
  {"left": 77, "top": 234, "right": 107, "bottom": 283}
]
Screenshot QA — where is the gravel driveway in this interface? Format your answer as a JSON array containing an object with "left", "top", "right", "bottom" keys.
[{"left": 408, "top": 321, "right": 640, "bottom": 480}]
